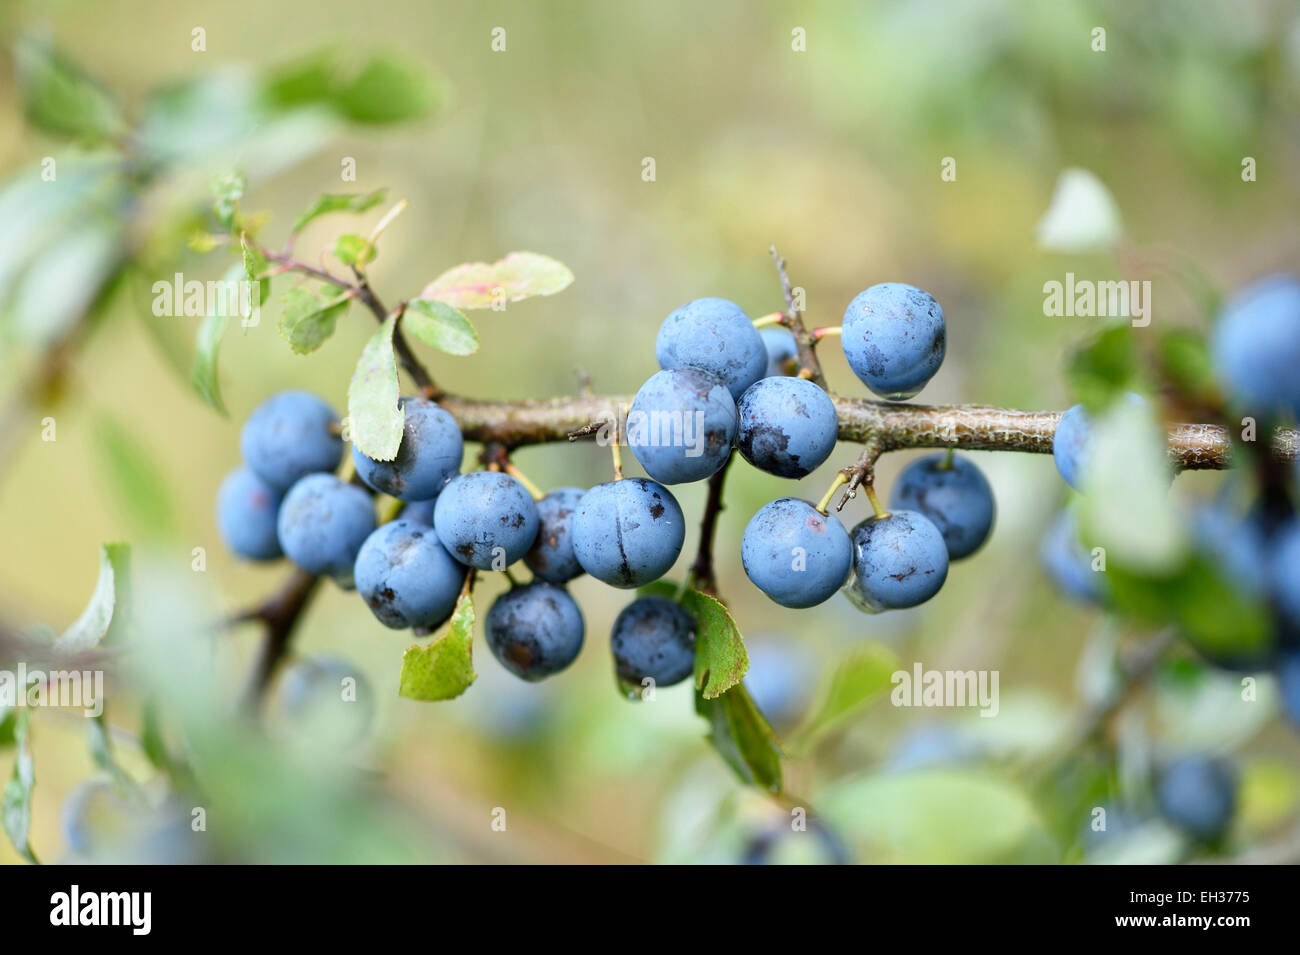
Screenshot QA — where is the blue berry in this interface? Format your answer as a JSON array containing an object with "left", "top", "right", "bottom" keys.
[
  {"left": 1211, "top": 274, "right": 1300, "bottom": 418},
  {"left": 240, "top": 390, "right": 343, "bottom": 490},
  {"left": 277, "top": 473, "right": 376, "bottom": 579},
  {"left": 744, "top": 639, "right": 818, "bottom": 729},
  {"left": 760, "top": 327, "right": 798, "bottom": 377},
  {"left": 844, "top": 510, "right": 949, "bottom": 612},
  {"left": 736, "top": 377, "right": 838, "bottom": 478},
  {"left": 61, "top": 780, "right": 138, "bottom": 859},
  {"left": 740, "top": 818, "right": 851, "bottom": 865},
  {"left": 354, "top": 519, "right": 465, "bottom": 629},
  {"left": 655, "top": 297, "right": 766, "bottom": 399},
  {"left": 627, "top": 367, "right": 737, "bottom": 485},
  {"left": 1279, "top": 653, "right": 1300, "bottom": 730},
  {"left": 216, "top": 465, "right": 283, "bottom": 561},
  {"left": 1272, "top": 519, "right": 1300, "bottom": 626},
  {"left": 841, "top": 283, "right": 945, "bottom": 400},
  {"left": 1052, "top": 403, "right": 1092, "bottom": 490},
  {"left": 485, "top": 582, "right": 585, "bottom": 681},
  {"left": 278, "top": 655, "right": 373, "bottom": 745},
  {"left": 610, "top": 595, "right": 696, "bottom": 687},
  {"left": 571, "top": 478, "right": 685, "bottom": 588},
  {"left": 1155, "top": 755, "right": 1237, "bottom": 841},
  {"left": 351, "top": 396, "right": 462, "bottom": 501},
  {"left": 433, "top": 471, "right": 540, "bottom": 570},
  {"left": 1039, "top": 509, "right": 1104, "bottom": 603},
  {"left": 524, "top": 487, "right": 585, "bottom": 584},
  {"left": 889, "top": 453, "right": 995, "bottom": 560},
  {"left": 741, "top": 498, "right": 852, "bottom": 608}
]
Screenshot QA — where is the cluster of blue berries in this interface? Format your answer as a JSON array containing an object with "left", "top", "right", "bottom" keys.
[
  {"left": 740, "top": 284, "right": 991, "bottom": 614},
  {"left": 214, "top": 282, "right": 994, "bottom": 701},
  {"left": 213, "top": 380, "right": 694, "bottom": 685},
  {"left": 216, "top": 390, "right": 588, "bottom": 680}
]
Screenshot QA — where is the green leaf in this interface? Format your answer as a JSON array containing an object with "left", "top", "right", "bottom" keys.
[
  {"left": 240, "top": 233, "right": 270, "bottom": 306},
  {"left": 54, "top": 542, "right": 131, "bottom": 655},
  {"left": 263, "top": 50, "right": 443, "bottom": 126},
  {"left": 291, "top": 189, "right": 387, "bottom": 235},
  {"left": 398, "top": 592, "right": 476, "bottom": 701},
  {"left": 188, "top": 232, "right": 225, "bottom": 254},
  {"left": 679, "top": 590, "right": 747, "bottom": 700},
  {"left": 421, "top": 252, "right": 574, "bottom": 310},
  {"left": 1158, "top": 327, "right": 1217, "bottom": 405},
  {"left": 0, "top": 157, "right": 119, "bottom": 307},
  {"left": 332, "top": 233, "right": 375, "bottom": 269},
  {"left": 212, "top": 171, "right": 246, "bottom": 231},
  {"left": 2, "top": 710, "right": 38, "bottom": 864},
  {"left": 331, "top": 55, "right": 442, "bottom": 125},
  {"left": 1078, "top": 399, "right": 1184, "bottom": 574},
  {"left": 1153, "top": 662, "right": 1275, "bottom": 750},
  {"left": 138, "top": 71, "right": 294, "bottom": 167},
  {"left": 636, "top": 580, "right": 678, "bottom": 599},
  {"left": 88, "top": 714, "right": 144, "bottom": 801},
  {"left": 189, "top": 267, "right": 241, "bottom": 416},
  {"left": 1106, "top": 557, "right": 1272, "bottom": 667},
  {"left": 14, "top": 32, "right": 124, "bottom": 143},
  {"left": 695, "top": 685, "right": 783, "bottom": 793},
  {"left": 261, "top": 49, "right": 340, "bottom": 108},
  {"left": 820, "top": 768, "right": 1058, "bottom": 864},
  {"left": 278, "top": 287, "right": 351, "bottom": 355},
  {"left": 1067, "top": 323, "right": 1138, "bottom": 413},
  {"left": 7, "top": 219, "right": 124, "bottom": 347},
  {"left": 793, "top": 642, "right": 899, "bottom": 745},
  {"left": 402, "top": 299, "right": 479, "bottom": 356},
  {"left": 139, "top": 698, "right": 171, "bottom": 773},
  {"left": 0, "top": 706, "right": 13, "bottom": 748},
  {"left": 348, "top": 313, "right": 405, "bottom": 461},
  {"left": 94, "top": 417, "right": 177, "bottom": 538}
]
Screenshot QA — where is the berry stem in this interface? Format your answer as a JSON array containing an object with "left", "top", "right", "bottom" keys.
[
  {"left": 864, "top": 483, "right": 890, "bottom": 520},
  {"left": 811, "top": 326, "right": 842, "bottom": 340},
  {"left": 815, "top": 472, "right": 849, "bottom": 515},
  {"left": 610, "top": 405, "right": 626, "bottom": 480},
  {"left": 751, "top": 312, "right": 786, "bottom": 329},
  {"left": 939, "top": 447, "right": 955, "bottom": 470}
]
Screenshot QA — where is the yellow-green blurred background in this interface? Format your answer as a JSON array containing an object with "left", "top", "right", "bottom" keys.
[{"left": 2, "top": 0, "right": 1299, "bottom": 863}]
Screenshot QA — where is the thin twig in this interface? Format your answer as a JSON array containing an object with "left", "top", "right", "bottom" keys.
[
  {"left": 262, "top": 247, "right": 441, "bottom": 398},
  {"left": 770, "top": 244, "right": 827, "bottom": 389},
  {"left": 687, "top": 455, "right": 733, "bottom": 597},
  {"left": 235, "top": 569, "right": 323, "bottom": 715}
]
